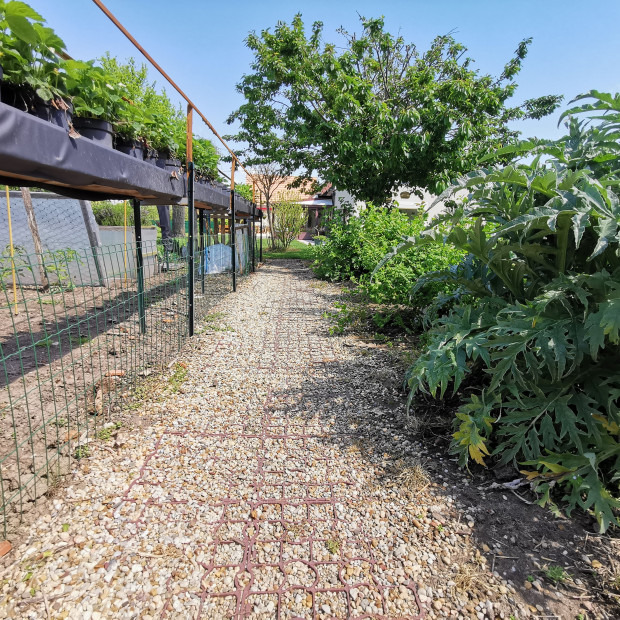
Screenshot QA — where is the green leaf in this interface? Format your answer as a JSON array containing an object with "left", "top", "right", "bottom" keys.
[
  {"left": 5, "top": 1, "right": 44, "bottom": 20},
  {"left": 5, "top": 13, "right": 39, "bottom": 44}
]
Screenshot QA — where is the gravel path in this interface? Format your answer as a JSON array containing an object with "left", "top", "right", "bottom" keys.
[{"left": 0, "top": 261, "right": 530, "bottom": 619}]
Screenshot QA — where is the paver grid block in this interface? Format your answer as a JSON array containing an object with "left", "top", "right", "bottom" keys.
[{"left": 0, "top": 262, "right": 424, "bottom": 620}]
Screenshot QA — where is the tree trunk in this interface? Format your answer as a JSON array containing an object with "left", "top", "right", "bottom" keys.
[
  {"left": 20, "top": 187, "right": 49, "bottom": 290},
  {"left": 266, "top": 199, "right": 278, "bottom": 250},
  {"left": 171, "top": 205, "right": 185, "bottom": 238}
]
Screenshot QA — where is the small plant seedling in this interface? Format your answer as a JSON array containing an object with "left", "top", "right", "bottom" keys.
[
  {"left": 70, "top": 335, "right": 91, "bottom": 345},
  {"left": 53, "top": 417, "right": 68, "bottom": 427},
  {"left": 39, "top": 297, "right": 59, "bottom": 305},
  {"left": 98, "top": 428, "right": 112, "bottom": 441},
  {"left": 73, "top": 445, "right": 90, "bottom": 460},
  {"left": 526, "top": 575, "right": 534, "bottom": 582},
  {"left": 325, "top": 539, "right": 340, "bottom": 555},
  {"left": 30, "top": 587, "right": 36, "bottom": 596},
  {"left": 204, "top": 312, "right": 226, "bottom": 323},
  {"left": 545, "top": 565, "right": 569, "bottom": 584},
  {"left": 61, "top": 523, "right": 69, "bottom": 532},
  {"left": 35, "top": 336, "right": 59, "bottom": 348},
  {"left": 168, "top": 362, "right": 188, "bottom": 392}
]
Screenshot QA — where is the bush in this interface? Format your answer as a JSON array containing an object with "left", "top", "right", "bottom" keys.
[
  {"left": 398, "top": 91, "right": 620, "bottom": 531},
  {"left": 273, "top": 200, "right": 306, "bottom": 250},
  {"left": 312, "top": 205, "right": 462, "bottom": 306},
  {"left": 91, "top": 201, "right": 157, "bottom": 227}
]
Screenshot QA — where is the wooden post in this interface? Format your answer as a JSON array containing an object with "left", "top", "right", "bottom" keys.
[
  {"left": 79, "top": 200, "right": 105, "bottom": 287},
  {"left": 21, "top": 187, "right": 49, "bottom": 290}
]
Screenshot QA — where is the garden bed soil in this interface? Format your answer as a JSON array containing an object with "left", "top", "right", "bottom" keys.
[{"left": 0, "top": 269, "right": 232, "bottom": 535}]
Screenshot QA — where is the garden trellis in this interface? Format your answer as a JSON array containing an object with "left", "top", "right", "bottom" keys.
[{"left": 0, "top": 0, "right": 262, "bottom": 536}]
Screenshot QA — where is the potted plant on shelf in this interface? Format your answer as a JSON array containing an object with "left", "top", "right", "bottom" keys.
[
  {"left": 114, "top": 102, "right": 148, "bottom": 158},
  {"left": 143, "top": 109, "right": 180, "bottom": 168},
  {"left": 99, "top": 54, "right": 151, "bottom": 159},
  {"left": 64, "top": 59, "right": 126, "bottom": 147},
  {"left": 0, "top": 0, "right": 72, "bottom": 128}
]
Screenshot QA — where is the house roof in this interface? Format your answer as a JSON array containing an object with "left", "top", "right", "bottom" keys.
[{"left": 255, "top": 176, "right": 334, "bottom": 206}]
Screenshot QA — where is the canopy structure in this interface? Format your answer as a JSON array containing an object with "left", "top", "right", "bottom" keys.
[{"left": 0, "top": 104, "right": 258, "bottom": 219}]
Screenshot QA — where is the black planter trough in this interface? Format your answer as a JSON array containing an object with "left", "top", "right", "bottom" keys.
[
  {"left": 144, "top": 149, "right": 159, "bottom": 166},
  {"left": 72, "top": 117, "right": 114, "bottom": 148},
  {"left": 32, "top": 99, "right": 73, "bottom": 132},
  {"left": 0, "top": 103, "right": 255, "bottom": 214},
  {"left": 164, "top": 158, "right": 182, "bottom": 175},
  {"left": 116, "top": 138, "right": 146, "bottom": 159}
]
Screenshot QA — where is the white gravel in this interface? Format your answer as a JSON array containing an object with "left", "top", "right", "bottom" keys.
[{"left": 0, "top": 261, "right": 534, "bottom": 619}]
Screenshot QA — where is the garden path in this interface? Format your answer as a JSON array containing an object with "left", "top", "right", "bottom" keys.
[{"left": 0, "top": 261, "right": 530, "bottom": 620}]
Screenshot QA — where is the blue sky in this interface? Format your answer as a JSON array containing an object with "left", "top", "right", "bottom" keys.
[{"left": 26, "top": 0, "right": 620, "bottom": 180}]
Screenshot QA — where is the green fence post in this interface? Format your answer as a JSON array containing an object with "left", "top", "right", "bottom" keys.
[
  {"left": 133, "top": 199, "right": 146, "bottom": 334},
  {"left": 187, "top": 162, "right": 195, "bottom": 337},
  {"left": 198, "top": 208, "right": 205, "bottom": 294},
  {"left": 251, "top": 205, "right": 255, "bottom": 273}
]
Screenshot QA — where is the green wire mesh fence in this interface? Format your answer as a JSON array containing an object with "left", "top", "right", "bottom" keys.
[{"left": 0, "top": 222, "right": 258, "bottom": 538}]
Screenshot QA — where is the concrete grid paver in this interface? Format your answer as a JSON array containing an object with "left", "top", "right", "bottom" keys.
[{"left": 0, "top": 262, "right": 425, "bottom": 619}]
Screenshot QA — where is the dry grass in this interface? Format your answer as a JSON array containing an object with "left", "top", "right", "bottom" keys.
[
  {"left": 392, "top": 458, "right": 430, "bottom": 493},
  {"left": 454, "top": 562, "right": 487, "bottom": 593}
]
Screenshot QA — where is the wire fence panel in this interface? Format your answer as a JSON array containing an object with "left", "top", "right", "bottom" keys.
[
  {"left": 0, "top": 192, "right": 102, "bottom": 288},
  {"left": 0, "top": 228, "right": 242, "bottom": 537}
]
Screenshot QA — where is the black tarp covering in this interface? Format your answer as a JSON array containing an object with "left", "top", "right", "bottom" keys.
[
  {"left": 0, "top": 103, "right": 258, "bottom": 217},
  {"left": 0, "top": 103, "right": 185, "bottom": 202}
]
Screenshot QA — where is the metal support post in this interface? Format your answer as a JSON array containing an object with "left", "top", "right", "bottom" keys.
[
  {"left": 251, "top": 204, "right": 256, "bottom": 272},
  {"left": 231, "top": 191, "right": 236, "bottom": 292},
  {"left": 198, "top": 208, "right": 205, "bottom": 294},
  {"left": 133, "top": 199, "right": 146, "bottom": 334},
  {"left": 187, "top": 162, "right": 195, "bottom": 337},
  {"left": 230, "top": 157, "right": 237, "bottom": 292},
  {"left": 259, "top": 208, "right": 263, "bottom": 263}
]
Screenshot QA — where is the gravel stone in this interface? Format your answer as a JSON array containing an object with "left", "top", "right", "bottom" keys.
[{"left": 0, "top": 262, "right": 529, "bottom": 619}]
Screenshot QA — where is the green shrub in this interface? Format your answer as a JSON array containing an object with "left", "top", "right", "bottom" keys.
[
  {"left": 91, "top": 201, "right": 157, "bottom": 227},
  {"left": 397, "top": 91, "right": 620, "bottom": 531},
  {"left": 235, "top": 183, "right": 253, "bottom": 202},
  {"left": 312, "top": 205, "right": 462, "bottom": 305},
  {"left": 273, "top": 200, "right": 306, "bottom": 250}
]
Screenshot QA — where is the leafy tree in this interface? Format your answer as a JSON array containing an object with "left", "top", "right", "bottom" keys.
[
  {"left": 248, "top": 162, "right": 289, "bottom": 250},
  {"left": 228, "top": 15, "right": 562, "bottom": 204}
]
